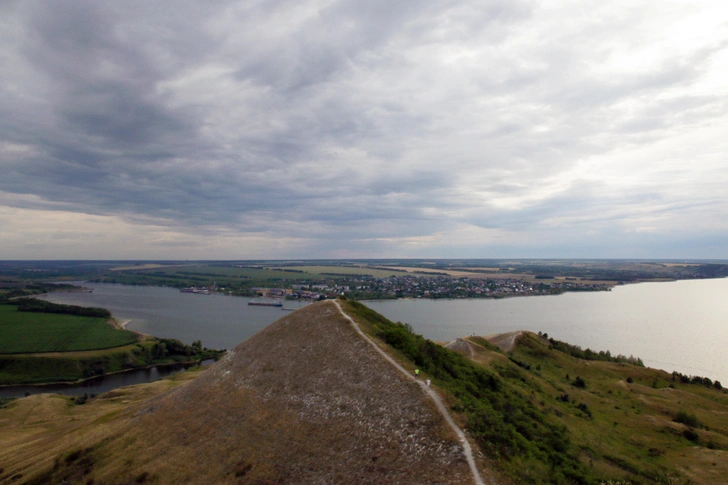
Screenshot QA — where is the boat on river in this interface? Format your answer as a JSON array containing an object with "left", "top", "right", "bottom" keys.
[
  {"left": 180, "top": 287, "right": 211, "bottom": 295},
  {"left": 248, "top": 300, "right": 283, "bottom": 307}
]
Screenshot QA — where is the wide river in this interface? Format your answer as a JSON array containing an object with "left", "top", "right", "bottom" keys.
[{"left": 38, "top": 278, "right": 728, "bottom": 384}]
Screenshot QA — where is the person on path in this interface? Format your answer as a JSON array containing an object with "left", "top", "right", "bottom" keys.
[{"left": 414, "top": 369, "right": 419, "bottom": 378}]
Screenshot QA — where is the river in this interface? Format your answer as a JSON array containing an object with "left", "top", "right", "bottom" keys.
[
  {"left": 366, "top": 278, "right": 728, "bottom": 384},
  {"left": 38, "top": 284, "right": 311, "bottom": 350},
  {"left": 0, "top": 361, "right": 210, "bottom": 399},
  {"left": 32, "top": 278, "right": 728, "bottom": 386}
]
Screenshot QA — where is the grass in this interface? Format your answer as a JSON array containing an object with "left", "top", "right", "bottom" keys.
[
  {"left": 103, "top": 263, "right": 431, "bottom": 286},
  {"left": 0, "top": 342, "right": 147, "bottom": 385},
  {"left": 0, "top": 368, "right": 203, "bottom": 483},
  {"left": 283, "top": 265, "right": 413, "bottom": 278},
  {"left": 0, "top": 305, "right": 137, "bottom": 354},
  {"left": 341, "top": 299, "right": 728, "bottom": 485},
  {"left": 0, "top": 337, "right": 223, "bottom": 385}
]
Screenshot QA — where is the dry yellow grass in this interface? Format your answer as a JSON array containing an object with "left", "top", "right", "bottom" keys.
[{"left": 0, "top": 302, "right": 478, "bottom": 485}]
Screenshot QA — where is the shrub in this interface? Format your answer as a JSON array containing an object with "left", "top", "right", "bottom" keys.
[
  {"left": 577, "top": 402, "right": 593, "bottom": 418},
  {"left": 682, "top": 428, "right": 700, "bottom": 443},
  {"left": 675, "top": 410, "right": 700, "bottom": 428},
  {"left": 342, "top": 300, "right": 594, "bottom": 483},
  {"left": 572, "top": 376, "right": 587, "bottom": 388}
]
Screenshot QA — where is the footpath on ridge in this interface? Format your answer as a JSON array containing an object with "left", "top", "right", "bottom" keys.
[{"left": 331, "top": 299, "right": 487, "bottom": 485}]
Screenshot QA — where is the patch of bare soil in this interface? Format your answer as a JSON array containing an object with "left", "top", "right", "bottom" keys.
[
  {"left": 445, "top": 339, "right": 477, "bottom": 361},
  {"left": 79, "top": 301, "right": 475, "bottom": 484},
  {"left": 482, "top": 331, "right": 523, "bottom": 352}
]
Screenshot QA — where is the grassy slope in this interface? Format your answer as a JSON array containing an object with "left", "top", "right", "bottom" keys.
[
  {"left": 0, "top": 340, "right": 161, "bottom": 385},
  {"left": 498, "top": 332, "right": 728, "bottom": 485},
  {"left": 0, "top": 305, "right": 137, "bottom": 354},
  {"left": 0, "top": 368, "right": 203, "bottom": 484},
  {"left": 341, "top": 299, "right": 728, "bottom": 485}
]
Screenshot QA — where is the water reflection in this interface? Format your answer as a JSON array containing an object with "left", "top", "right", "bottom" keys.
[{"left": 0, "top": 360, "right": 214, "bottom": 399}]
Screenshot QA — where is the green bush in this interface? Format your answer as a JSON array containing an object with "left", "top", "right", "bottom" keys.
[
  {"left": 343, "top": 300, "right": 596, "bottom": 484},
  {"left": 675, "top": 410, "right": 701, "bottom": 428},
  {"left": 682, "top": 428, "right": 700, "bottom": 442},
  {"left": 572, "top": 376, "right": 587, "bottom": 388}
]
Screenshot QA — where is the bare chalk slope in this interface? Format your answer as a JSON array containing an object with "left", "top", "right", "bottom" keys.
[{"left": 86, "top": 301, "right": 474, "bottom": 484}]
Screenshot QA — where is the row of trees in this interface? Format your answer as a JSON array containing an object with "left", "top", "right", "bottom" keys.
[
  {"left": 672, "top": 371, "right": 723, "bottom": 390},
  {"left": 540, "top": 333, "right": 644, "bottom": 366},
  {"left": 12, "top": 298, "right": 112, "bottom": 318}
]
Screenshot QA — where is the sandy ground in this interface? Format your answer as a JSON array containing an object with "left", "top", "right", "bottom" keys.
[{"left": 482, "top": 331, "right": 524, "bottom": 352}]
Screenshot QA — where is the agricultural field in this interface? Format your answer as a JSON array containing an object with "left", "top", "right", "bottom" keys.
[
  {"left": 0, "top": 305, "right": 138, "bottom": 354},
  {"left": 282, "top": 265, "right": 409, "bottom": 278}
]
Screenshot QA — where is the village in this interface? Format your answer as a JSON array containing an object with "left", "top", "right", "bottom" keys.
[{"left": 251, "top": 274, "right": 613, "bottom": 301}]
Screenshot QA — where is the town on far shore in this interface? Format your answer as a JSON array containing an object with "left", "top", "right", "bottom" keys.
[{"left": 2, "top": 259, "right": 725, "bottom": 302}]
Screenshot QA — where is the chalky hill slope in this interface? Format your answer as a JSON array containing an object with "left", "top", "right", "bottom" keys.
[{"left": 4, "top": 301, "right": 480, "bottom": 484}]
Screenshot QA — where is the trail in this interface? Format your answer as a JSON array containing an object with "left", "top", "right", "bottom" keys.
[
  {"left": 331, "top": 300, "right": 487, "bottom": 485},
  {"left": 445, "top": 338, "right": 477, "bottom": 360},
  {"left": 483, "top": 331, "right": 523, "bottom": 352}
]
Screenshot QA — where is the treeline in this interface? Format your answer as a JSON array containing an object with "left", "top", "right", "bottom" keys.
[
  {"left": 540, "top": 332, "right": 644, "bottom": 367},
  {"left": 672, "top": 371, "right": 723, "bottom": 390},
  {"left": 0, "top": 282, "right": 78, "bottom": 299},
  {"left": 343, "top": 299, "right": 596, "bottom": 484},
  {"left": 12, "top": 298, "right": 111, "bottom": 318},
  {"left": 152, "top": 338, "right": 204, "bottom": 359}
]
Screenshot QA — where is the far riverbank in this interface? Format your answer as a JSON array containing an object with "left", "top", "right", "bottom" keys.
[{"left": 365, "top": 278, "right": 728, "bottom": 384}]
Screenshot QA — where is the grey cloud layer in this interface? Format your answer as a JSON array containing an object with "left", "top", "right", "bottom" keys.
[{"left": 1, "top": 0, "right": 727, "bottom": 257}]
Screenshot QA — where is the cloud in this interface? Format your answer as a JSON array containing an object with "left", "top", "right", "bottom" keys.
[{"left": 1, "top": 0, "right": 727, "bottom": 258}]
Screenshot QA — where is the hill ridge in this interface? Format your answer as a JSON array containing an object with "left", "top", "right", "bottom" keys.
[
  {"left": 331, "top": 299, "right": 485, "bottom": 485},
  {"left": 6, "top": 300, "right": 481, "bottom": 484}
]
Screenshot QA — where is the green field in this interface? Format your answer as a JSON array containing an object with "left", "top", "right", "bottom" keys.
[
  {"left": 112, "top": 263, "right": 412, "bottom": 281},
  {"left": 283, "top": 265, "right": 408, "bottom": 278},
  {"left": 0, "top": 305, "right": 138, "bottom": 354}
]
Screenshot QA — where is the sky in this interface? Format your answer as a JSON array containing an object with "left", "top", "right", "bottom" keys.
[{"left": 1, "top": 0, "right": 727, "bottom": 260}]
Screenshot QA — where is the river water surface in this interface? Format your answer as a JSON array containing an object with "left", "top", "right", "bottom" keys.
[
  {"left": 32, "top": 278, "right": 728, "bottom": 386},
  {"left": 366, "top": 278, "right": 728, "bottom": 384}
]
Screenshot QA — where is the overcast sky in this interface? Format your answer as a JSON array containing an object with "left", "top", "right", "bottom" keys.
[{"left": 1, "top": 0, "right": 727, "bottom": 259}]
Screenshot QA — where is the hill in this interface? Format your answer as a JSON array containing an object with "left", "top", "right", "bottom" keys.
[
  {"left": 444, "top": 332, "right": 728, "bottom": 484},
  {"left": 0, "top": 301, "right": 486, "bottom": 484},
  {"left": 2, "top": 299, "right": 727, "bottom": 484}
]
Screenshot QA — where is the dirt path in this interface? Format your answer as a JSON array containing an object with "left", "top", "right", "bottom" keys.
[
  {"left": 445, "top": 338, "right": 477, "bottom": 359},
  {"left": 331, "top": 300, "right": 487, "bottom": 485},
  {"left": 483, "top": 331, "right": 523, "bottom": 352}
]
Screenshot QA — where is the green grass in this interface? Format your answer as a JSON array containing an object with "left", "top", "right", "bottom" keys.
[
  {"left": 341, "top": 298, "right": 728, "bottom": 485},
  {"left": 0, "top": 337, "right": 224, "bottom": 385},
  {"left": 143, "top": 265, "right": 315, "bottom": 281},
  {"left": 283, "top": 265, "right": 411, "bottom": 278},
  {"left": 112, "top": 263, "right": 421, "bottom": 282},
  {"left": 0, "top": 305, "right": 137, "bottom": 354}
]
